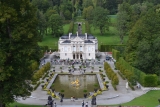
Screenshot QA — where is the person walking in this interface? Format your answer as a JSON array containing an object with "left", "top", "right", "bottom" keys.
[
  {"left": 60, "top": 98, "right": 63, "bottom": 105},
  {"left": 73, "top": 96, "right": 75, "bottom": 102},
  {"left": 85, "top": 102, "right": 88, "bottom": 107},
  {"left": 71, "top": 96, "right": 73, "bottom": 101},
  {"left": 54, "top": 102, "right": 57, "bottom": 107},
  {"left": 82, "top": 100, "right": 85, "bottom": 107}
]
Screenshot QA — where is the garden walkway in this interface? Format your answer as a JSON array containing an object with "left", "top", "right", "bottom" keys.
[{"left": 16, "top": 52, "right": 158, "bottom": 107}]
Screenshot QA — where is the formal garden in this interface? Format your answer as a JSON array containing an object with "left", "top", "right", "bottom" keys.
[
  {"left": 9, "top": 10, "right": 160, "bottom": 107},
  {"left": 1, "top": 0, "right": 160, "bottom": 107}
]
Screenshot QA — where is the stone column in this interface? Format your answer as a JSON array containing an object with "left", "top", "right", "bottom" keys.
[
  {"left": 75, "top": 53, "right": 77, "bottom": 60},
  {"left": 78, "top": 54, "right": 80, "bottom": 59}
]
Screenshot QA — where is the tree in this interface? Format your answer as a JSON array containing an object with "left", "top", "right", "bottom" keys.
[
  {"left": 0, "top": 0, "right": 39, "bottom": 106},
  {"left": 32, "top": 0, "right": 52, "bottom": 13},
  {"left": 64, "top": 9, "right": 72, "bottom": 20},
  {"left": 82, "top": 0, "right": 93, "bottom": 8},
  {"left": 92, "top": 7, "right": 110, "bottom": 35},
  {"left": 116, "top": 11, "right": 128, "bottom": 44},
  {"left": 116, "top": 2, "right": 132, "bottom": 44},
  {"left": 125, "top": 5, "right": 160, "bottom": 74},
  {"left": 36, "top": 10, "right": 47, "bottom": 41},
  {"left": 49, "top": 14, "right": 63, "bottom": 37},
  {"left": 101, "top": 0, "right": 118, "bottom": 14},
  {"left": 86, "top": 6, "right": 94, "bottom": 20},
  {"left": 92, "top": 0, "right": 98, "bottom": 8},
  {"left": 45, "top": 7, "right": 57, "bottom": 34},
  {"left": 82, "top": 6, "right": 93, "bottom": 20}
]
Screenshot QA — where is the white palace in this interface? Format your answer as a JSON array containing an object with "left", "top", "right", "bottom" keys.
[{"left": 58, "top": 32, "right": 98, "bottom": 60}]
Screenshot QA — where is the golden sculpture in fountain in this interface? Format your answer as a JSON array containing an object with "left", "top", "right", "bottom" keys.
[{"left": 71, "top": 78, "right": 80, "bottom": 89}]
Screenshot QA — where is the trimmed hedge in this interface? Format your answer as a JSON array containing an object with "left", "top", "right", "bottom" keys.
[
  {"left": 111, "top": 81, "right": 117, "bottom": 91},
  {"left": 112, "top": 49, "right": 120, "bottom": 61},
  {"left": 117, "top": 57, "right": 158, "bottom": 87},
  {"left": 117, "top": 71, "right": 125, "bottom": 80},
  {"left": 144, "top": 74, "right": 158, "bottom": 87},
  {"left": 42, "top": 71, "right": 50, "bottom": 80},
  {"left": 104, "top": 62, "right": 119, "bottom": 86},
  {"left": 33, "top": 82, "right": 40, "bottom": 90},
  {"left": 32, "top": 62, "right": 51, "bottom": 82}
]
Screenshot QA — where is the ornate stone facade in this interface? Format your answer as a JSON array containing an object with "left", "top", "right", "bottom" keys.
[{"left": 58, "top": 32, "right": 98, "bottom": 59}]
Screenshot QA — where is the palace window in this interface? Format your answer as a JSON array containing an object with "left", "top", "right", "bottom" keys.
[
  {"left": 65, "top": 53, "right": 67, "bottom": 56},
  {"left": 89, "top": 53, "right": 90, "bottom": 56},
  {"left": 80, "top": 46, "right": 82, "bottom": 51},
  {"left": 73, "top": 46, "right": 76, "bottom": 51}
]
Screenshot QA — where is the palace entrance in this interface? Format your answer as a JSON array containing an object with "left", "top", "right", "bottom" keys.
[
  {"left": 80, "top": 54, "right": 83, "bottom": 59},
  {"left": 73, "top": 54, "right": 75, "bottom": 59},
  {"left": 72, "top": 53, "right": 83, "bottom": 59}
]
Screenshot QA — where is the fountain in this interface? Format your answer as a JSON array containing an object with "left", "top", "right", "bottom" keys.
[
  {"left": 71, "top": 78, "right": 80, "bottom": 89},
  {"left": 51, "top": 74, "right": 100, "bottom": 98}
]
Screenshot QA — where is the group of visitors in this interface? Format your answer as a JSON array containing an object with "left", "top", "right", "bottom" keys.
[
  {"left": 46, "top": 96, "right": 56, "bottom": 107},
  {"left": 70, "top": 96, "right": 75, "bottom": 101},
  {"left": 82, "top": 100, "right": 88, "bottom": 107}
]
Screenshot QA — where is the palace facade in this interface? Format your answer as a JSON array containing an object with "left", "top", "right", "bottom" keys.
[{"left": 58, "top": 32, "right": 98, "bottom": 60}]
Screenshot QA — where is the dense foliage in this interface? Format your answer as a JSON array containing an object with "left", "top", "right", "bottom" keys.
[
  {"left": 125, "top": 5, "right": 160, "bottom": 75},
  {"left": 0, "top": 0, "right": 40, "bottom": 106},
  {"left": 116, "top": 57, "right": 158, "bottom": 87}
]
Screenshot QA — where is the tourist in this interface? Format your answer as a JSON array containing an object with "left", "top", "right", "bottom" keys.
[
  {"left": 84, "top": 94, "right": 87, "bottom": 98},
  {"left": 61, "top": 94, "right": 64, "bottom": 98},
  {"left": 82, "top": 100, "right": 85, "bottom": 107},
  {"left": 73, "top": 96, "right": 75, "bottom": 101},
  {"left": 106, "top": 84, "right": 109, "bottom": 89},
  {"left": 54, "top": 102, "right": 57, "bottom": 107},
  {"left": 60, "top": 98, "right": 63, "bottom": 105},
  {"left": 85, "top": 102, "right": 88, "bottom": 107},
  {"left": 71, "top": 96, "right": 73, "bottom": 101}
]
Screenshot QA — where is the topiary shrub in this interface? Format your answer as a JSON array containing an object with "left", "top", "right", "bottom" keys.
[
  {"left": 112, "top": 74, "right": 119, "bottom": 85},
  {"left": 144, "top": 74, "right": 158, "bottom": 87},
  {"left": 111, "top": 81, "right": 117, "bottom": 91}
]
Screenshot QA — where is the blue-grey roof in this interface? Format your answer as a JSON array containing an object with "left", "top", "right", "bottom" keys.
[
  {"left": 61, "top": 35, "right": 69, "bottom": 39},
  {"left": 61, "top": 34, "right": 95, "bottom": 39},
  {"left": 62, "top": 40, "right": 71, "bottom": 43},
  {"left": 84, "top": 40, "right": 93, "bottom": 43}
]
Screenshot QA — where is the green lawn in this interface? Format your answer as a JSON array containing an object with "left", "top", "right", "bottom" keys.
[
  {"left": 9, "top": 90, "right": 160, "bottom": 107},
  {"left": 38, "top": 24, "right": 70, "bottom": 50},
  {"left": 38, "top": 16, "right": 128, "bottom": 50},
  {"left": 63, "top": 24, "right": 70, "bottom": 34},
  {"left": 90, "top": 26, "right": 128, "bottom": 49},
  {"left": 9, "top": 102, "right": 40, "bottom": 107},
  {"left": 121, "top": 90, "right": 160, "bottom": 107},
  {"left": 38, "top": 35, "right": 59, "bottom": 50},
  {"left": 109, "top": 15, "right": 117, "bottom": 23}
]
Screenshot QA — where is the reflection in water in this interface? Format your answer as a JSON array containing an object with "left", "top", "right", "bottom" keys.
[{"left": 53, "top": 75, "right": 100, "bottom": 98}]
